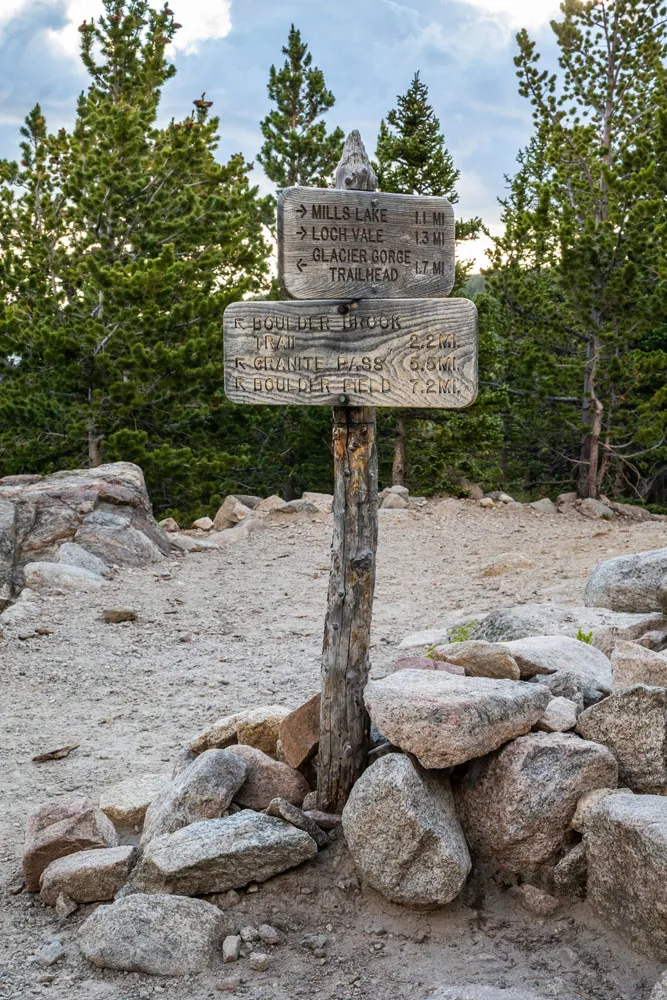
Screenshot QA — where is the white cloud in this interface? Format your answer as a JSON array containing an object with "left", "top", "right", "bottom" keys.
[
  {"left": 31, "top": 0, "right": 232, "bottom": 59},
  {"left": 461, "top": 0, "right": 562, "bottom": 30}
]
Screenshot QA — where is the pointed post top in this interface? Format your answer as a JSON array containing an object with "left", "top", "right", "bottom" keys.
[{"left": 334, "top": 130, "right": 378, "bottom": 192}]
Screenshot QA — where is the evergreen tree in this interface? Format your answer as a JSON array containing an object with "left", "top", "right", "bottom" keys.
[
  {"left": 0, "top": 0, "right": 271, "bottom": 519},
  {"left": 257, "top": 25, "right": 344, "bottom": 189},
  {"left": 510, "top": 0, "right": 667, "bottom": 499},
  {"left": 374, "top": 73, "right": 484, "bottom": 487}
]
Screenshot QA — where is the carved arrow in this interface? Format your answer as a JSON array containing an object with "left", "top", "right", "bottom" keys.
[
  {"left": 297, "top": 204, "right": 307, "bottom": 218},
  {"left": 296, "top": 226, "right": 307, "bottom": 239},
  {"left": 297, "top": 258, "right": 307, "bottom": 272}
]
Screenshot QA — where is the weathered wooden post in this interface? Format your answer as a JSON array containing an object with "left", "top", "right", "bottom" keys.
[
  {"left": 317, "top": 133, "right": 379, "bottom": 813},
  {"left": 223, "top": 128, "right": 478, "bottom": 815}
]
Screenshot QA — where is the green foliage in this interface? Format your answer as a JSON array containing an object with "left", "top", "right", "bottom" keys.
[
  {"left": 447, "top": 622, "right": 477, "bottom": 643},
  {"left": 486, "top": 0, "right": 667, "bottom": 503},
  {"left": 257, "top": 24, "right": 344, "bottom": 190},
  {"left": 576, "top": 629, "right": 593, "bottom": 644},
  {"left": 0, "top": 0, "right": 272, "bottom": 519}
]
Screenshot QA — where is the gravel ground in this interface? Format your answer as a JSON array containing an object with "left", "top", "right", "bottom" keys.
[{"left": 1, "top": 499, "right": 665, "bottom": 1000}]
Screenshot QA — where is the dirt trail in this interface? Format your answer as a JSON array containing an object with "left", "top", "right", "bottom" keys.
[{"left": 1, "top": 500, "right": 665, "bottom": 1000}]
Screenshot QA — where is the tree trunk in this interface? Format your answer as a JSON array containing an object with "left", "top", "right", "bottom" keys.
[
  {"left": 87, "top": 421, "right": 102, "bottom": 467},
  {"left": 578, "top": 333, "right": 603, "bottom": 499},
  {"left": 392, "top": 412, "right": 407, "bottom": 486},
  {"left": 318, "top": 130, "right": 379, "bottom": 813}
]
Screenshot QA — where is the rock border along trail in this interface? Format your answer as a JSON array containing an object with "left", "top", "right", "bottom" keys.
[{"left": 1, "top": 499, "right": 666, "bottom": 999}]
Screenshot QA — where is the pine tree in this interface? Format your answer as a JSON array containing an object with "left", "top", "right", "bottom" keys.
[
  {"left": 511, "top": 0, "right": 667, "bottom": 499},
  {"left": 257, "top": 25, "right": 344, "bottom": 189},
  {"left": 374, "top": 73, "right": 483, "bottom": 486},
  {"left": 0, "top": 0, "right": 271, "bottom": 519}
]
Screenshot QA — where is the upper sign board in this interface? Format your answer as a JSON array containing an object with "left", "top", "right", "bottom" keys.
[
  {"left": 224, "top": 298, "right": 477, "bottom": 409},
  {"left": 277, "top": 187, "right": 455, "bottom": 301}
]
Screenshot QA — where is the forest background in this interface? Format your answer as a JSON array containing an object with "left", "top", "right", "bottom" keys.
[{"left": 0, "top": 0, "right": 665, "bottom": 521}]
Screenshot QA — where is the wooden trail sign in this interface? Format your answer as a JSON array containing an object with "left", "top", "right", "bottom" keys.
[
  {"left": 278, "top": 187, "right": 455, "bottom": 301},
  {"left": 223, "top": 298, "right": 478, "bottom": 409}
]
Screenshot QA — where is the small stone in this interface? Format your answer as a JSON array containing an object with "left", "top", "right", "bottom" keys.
[
  {"left": 222, "top": 935, "right": 241, "bottom": 963},
  {"left": 24, "top": 795, "right": 118, "bottom": 892},
  {"left": 214, "top": 496, "right": 254, "bottom": 530},
  {"left": 257, "top": 924, "right": 281, "bottom": 945},
  {"left": 40, "top": 845, "right": 137, "bottom": 905},
  {"left": 394, "top": 654, "right": 465, "bottom": 675},
  {"left": 639, "top": 631, "right": 667, "bottom": 652},
  {"left": 141, "top": 748, "right": 248, "bottom": 844},
  {"left": 265, "top": 797, "right": 328, "bottom": 848},
  {"left": 301, "top": 934, "right": 328, "bottom": 951},
  {"left": 190, "top": 705, "right": 290, "bottom": 757},
  {"left": 530, "top": 498, "right": 558, "bottom": 514},
  {"left": 302, "top": 491, "right": 334, "bottom": 512},
  {"left": 218, "top": 974, "right": 242, "bottom": 992},
  {"left": 78, "top": 893, "right": 229, "bottom": 975},
  {"left": 228, "top": 745, "right": 309, "bottom": 811},
  {"left": 224, "top": 889, "right": 241, "bottom": 906},
  {"left": 248, "top": 951, "right": 270, "bottom": 971},
  {"left": 99, "top": 773, "right": 169, "bottom": 829},
  {"left": 430, "top": 640, "right": 520, "bottom": 680},
  {"left": 478, "top": 497, "right": 494, "bottom": 508},
  {"left": 102, "top": 607, "right": 138, "bottom": 624},
  {"left": 578, "top": 497, "right": 615, "bottom": 520},
  {"left": 302, "top": 791, "right": 317, "bottom": 811},
  {"left": 481, "top": 552, "right": 535, "bottom": 577},
  {"left": 553, "top": 842, "right": 587, "bottom": 897},
  {"left": 160, "top": 517, "right": 180, "bottom": 532},
  {"left": 255, "top": 495, "right": 287, "bottom": 514},
  {"left": 304, "top": 810, "right": 341, "bottom": 830},
  {"left": 557, "top": 492, "right": 578, "bottom": 505},
  {"left": 193, "top": 517, "right": 214, "bottom": 531},
  {"left": 381, "top": 494, "right": 409, "bottom": 510},
  {"left": 240, "top": 926, "right": 259, "bottom": 943},
  {"left": 511, "top": 884, "right": 560, "bottom": 917},
  {"left": 55, "top": 892, "right": 78, "bottom": 917},
  {"left": 278, "top": 694, "right": 321, "bottom": 769},
  {"left": 33, "top": 939, "right": 65, "bottom": 967},
  {"left": 535, "top": 697, "right": 578, "bottom": 733}
]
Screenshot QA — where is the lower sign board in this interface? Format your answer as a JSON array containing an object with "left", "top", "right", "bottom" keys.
[{"left": 224, "top": 298, "right": 478, "bottom": 409}]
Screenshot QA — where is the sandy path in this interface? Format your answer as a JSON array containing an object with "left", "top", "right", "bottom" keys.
[{"left": 1, "top": 500, "right": 665, "bottom": 1000}]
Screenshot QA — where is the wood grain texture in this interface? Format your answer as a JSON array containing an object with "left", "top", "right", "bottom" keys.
[
  {"left": 317, "top": 406, "right": 378, "bottom": 813},
  {"left": 278, "top": 187, "right": 455, "bottom": 301},
  {"left": 318, "top": 130, "right": 378, "bottom": 814},
  {"left": 223, "top": 298, "right": 478, "bottom": 409}
]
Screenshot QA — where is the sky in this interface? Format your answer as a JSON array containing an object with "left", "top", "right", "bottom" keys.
[{"left": 0, "top": 0, "right": 564, "bottom": 270}]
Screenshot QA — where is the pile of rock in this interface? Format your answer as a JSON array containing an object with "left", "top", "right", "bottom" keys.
[
  {"left": 378, "top": 484, "right": 427, "bottom": 510},
  {"left": 0, "top": 463, "right": 171, "bottom": 615},
  {"left": 159, "top": 490, "right": 335, "bottom": 553},
  {"left": 22, "top": 701, "right": 336, "bottom": 976},
  {"left": 474, "top": 487, "right": 665, "bottom": 522}
]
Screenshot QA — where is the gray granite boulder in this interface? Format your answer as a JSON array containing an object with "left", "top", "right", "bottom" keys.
[
  {"left": 585, "top": 792, "right": 667, "bottom": 960},
  {"left": 342, "top": 754, "right": 471, "bottom": 907},
  {"left": 455, "top": 732, "right": 617, "bottom": 872},
  {"left": 0, "top": 462, "right": 170, "bottom": 609},
  {"left": 585, "top": 547, "right": 667, "bottom": 613},
  {"left": 577, "top": 685, "right": 667, "bottom": 792},
  {"left": 611, "top": 640, "right": 667, "bottom": 690},
  {"left": 133, "top": 811, "right": 318, "bottom": 895},
  {"left": 501, "top": 635, "right": 612, "bottom": 705},
  {"left": 363, "top": 670, "right": 550, "bottom": 769},
  {"left": 141, "top": 749, "right": 247, "bottom": 844},
  {"left": 78, "top": 893, "right": 229, "bottom": 975},
  {"left": 40, "top": 846, "right": 136, "bottom": 905},
  {"left": 470, "top": 604, "right": 667, "bottom": 657}
]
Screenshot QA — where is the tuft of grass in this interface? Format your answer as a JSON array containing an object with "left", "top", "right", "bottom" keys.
[
  {"left": 576, "top": 628, "right": 593, "bottom": 644},
  {"left": 448, "top": 621, "right": 477, "bottom": 643}
]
